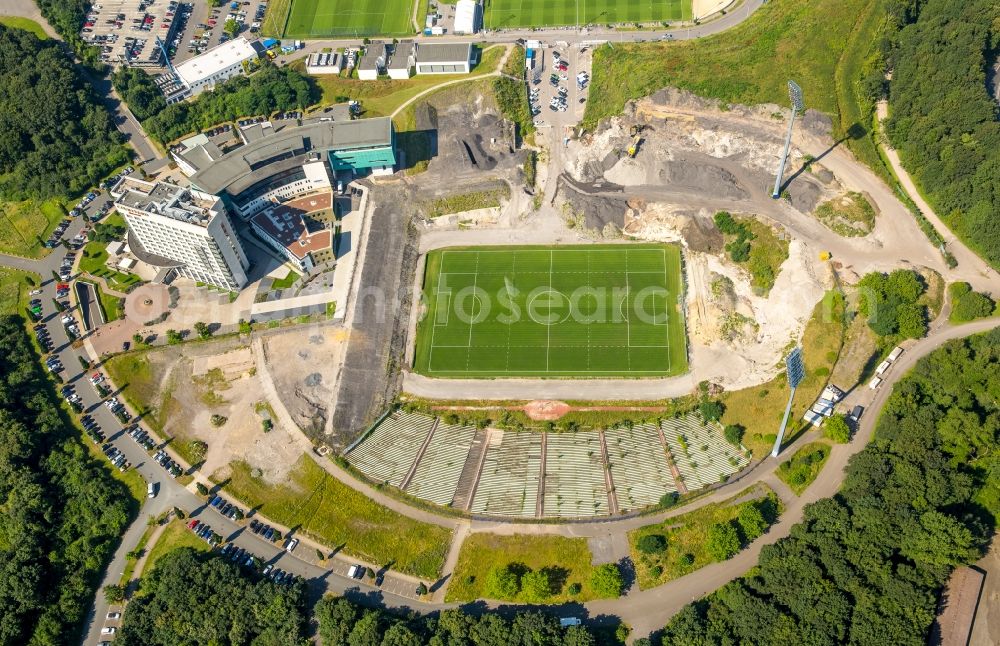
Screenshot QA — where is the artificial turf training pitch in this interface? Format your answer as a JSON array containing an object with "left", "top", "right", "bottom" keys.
[
  {"left": 484, "top": 0, "right": 692, "bottom": 29},
  {"left": 413, "top": 245, "right": 688, "bottom": 378},
  {"left": 281, "top": 0, "right": 413, "bottom": 37}
]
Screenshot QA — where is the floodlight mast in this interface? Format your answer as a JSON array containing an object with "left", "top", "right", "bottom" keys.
[
  {"left": 771, "top": 80, "right": 804, "bottom": 199},
  {"left": 771, "top": 347, "right": 804, "bottom": 457}
]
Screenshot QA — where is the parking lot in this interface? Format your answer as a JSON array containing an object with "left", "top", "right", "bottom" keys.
[
  {"left": 82, "top": 0, "right": 187, "bottom": 67},
  {"left": 526, "top": 44, "right": 592, "bottom": 131}
]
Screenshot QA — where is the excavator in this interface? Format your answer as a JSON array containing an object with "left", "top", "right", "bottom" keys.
[{"left": 626, "top": 124, "right": 644, "bottom": 158}]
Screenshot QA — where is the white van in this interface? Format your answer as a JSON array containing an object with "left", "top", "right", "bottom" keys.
[
  {"left": 868, "top": 376, "right": 882, "bottom": 390},
  {"left": 147, "top": 482, "right": 157, "bottom": 498}
]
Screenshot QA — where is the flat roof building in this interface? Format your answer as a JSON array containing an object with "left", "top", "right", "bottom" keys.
[
  {"left": 415, "top": 42, "right": 474, "bottom": 74},
  {"left": 113, "top": 178, "right": 250, "bottom": 290},
  {"left": 388, "top": 41, "right": 415, "bottom": 79},
  {"left": 358, "top": 41, "right": 387, "bottom": 80},
  {"left": 175, "top": 38, "right": 258, "bottom": 95},
  {"left": 185, "top": 118, "right": 395, "bottom": 215}
]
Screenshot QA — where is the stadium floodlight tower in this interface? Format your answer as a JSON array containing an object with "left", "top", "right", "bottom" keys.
[
  {"left": 771, "top": 80, "right": 804, "bottom": 199},
  {"left": 771, "top": 346, "right": 804, "bottom": 457}
]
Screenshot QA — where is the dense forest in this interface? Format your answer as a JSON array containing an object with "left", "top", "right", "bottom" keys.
[
  {"left": 0, "top": 25, "right": 127, "bottom": 200},
  {"left": 0, "top": 316, "right": 134, "bottom": 643},
  {"left": 316, "top": 595, "right": 604, "bottom": 646},
  {"left": 660, "top": 328, "right": 1000, "bottom": 643},
  {"left": 34, "top": 0, "right": 100, "bottom": 64},
  {"left": 885, "top": 0, "right": 1000, "bottom": 268},
  {"left": 114, "top": 64, "right": 320, "bottom": 144},
  {"left": 117, "top": 549, "right": 307, "bottom": 644}
]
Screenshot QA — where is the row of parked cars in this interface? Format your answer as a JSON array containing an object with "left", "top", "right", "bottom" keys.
[
  {"left": 219, "top": 542, "right": 303, "bottom": 586},
  {"left": 44, "top": 218, "right": 75, "bottom": 249},
  {"left": 101, "top": 441, "right": 133, "bottom": 472},
  {"left": 153, "top": 448, "right": 183, "bottom": 477},
  {"left": 125, "top": 423, "right": 157, "bottom": 452},
  {"left": 81, "top": 414, "right": 107, "bottom": 444},
  {"left": 187, "top": 518, "right": 222, "bottom": 546},
  {"left": 34, "top": 323, "right": 54, "bottom": 353}
]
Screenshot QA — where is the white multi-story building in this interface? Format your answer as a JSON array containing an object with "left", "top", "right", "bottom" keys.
[
  {"left": 174, "top": 38, "right": 258, "bottom": 96},
  {"left": 113, "top": 178, "right": 250, "bottom": 290}
]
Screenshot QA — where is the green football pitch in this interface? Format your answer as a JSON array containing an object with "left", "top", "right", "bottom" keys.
[
  {"left": 276, "top": 0, "right": 414, "bottom": 37},
  {"left": 484, "top": 0, "right": 692, "bottom": 29},
  {"left": 413, "top": 245, "right": 688, "bottom": 378}
]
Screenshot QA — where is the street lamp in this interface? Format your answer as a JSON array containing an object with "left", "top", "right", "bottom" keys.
[{"left": 771, "top": 80, "right": 804, "bottom": 199}]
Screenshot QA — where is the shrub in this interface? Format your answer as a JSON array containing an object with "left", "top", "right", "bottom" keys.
[
  {"left": 567, "top": 582, "right": 582, "bottom": 595},
  {"left": 706, "top": 522, "right": 741, "bottom": 561},
  {"left": 659, "top": 491, "right": 679, "bottom": 508},
  {"left": 677, "top": 553, "right": 694, "bottom": 568},
  {"left": 637, "top": 534, "right": 667, "bottom": 554}
]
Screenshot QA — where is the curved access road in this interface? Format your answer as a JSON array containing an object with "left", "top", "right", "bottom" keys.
[{"left": 588, "top": 316, "right": 1000, "bottom": 638}]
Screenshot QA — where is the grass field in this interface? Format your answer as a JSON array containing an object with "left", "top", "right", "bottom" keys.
[
  {"left": 144, "top": 519, "right": 211, "bottom": 574},
  {"left": 0, "top": 198, "right": 66, "bottom": 258},
  {"left": 414, "top": 244, "right": 687, "bottom": 378},
  {"left": 629, "top": 484, "right": 779, "bottom": 589},
  {"left": 277, "top": 0, "right": 414, "bottom": 37},
  {"left": 484, "top": 0, "right": 691, "bottom": 29},
  {"left": 582, "top": 0, "right": 873, "bottom": 135},
  {"left": 216, "top": 455, "right": 451, "bottom": 578},
  {"left": 446, "top": 533, "right": 599, "bottom": 603},
  {"left": 776, "top": 441, "right": 830, "bottom": 495},
  {"left": 0, "top": 16, "right": 49, "bottom": 38},
  {"left": 0, "top": 267, "right": 38, "bottom": 316}
]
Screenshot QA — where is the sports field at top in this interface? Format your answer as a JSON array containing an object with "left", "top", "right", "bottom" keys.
[
  {"left": 413, "top": 245, "right": 688, "bottom": 378},
  {"left": 484, "top": 0, "right": 692, "bottom": 29},
  {"left": 268, "top": 0, "right": 415, "bottom": 38}
]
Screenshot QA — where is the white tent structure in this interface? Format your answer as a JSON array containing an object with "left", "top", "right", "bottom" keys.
[{"left": 454, "top": 0, "right": 482, "bottom": 34}]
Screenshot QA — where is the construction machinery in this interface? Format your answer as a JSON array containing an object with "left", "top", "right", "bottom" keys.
[{"left": 626, "top": 125, "right": 644, "bottom": 158}]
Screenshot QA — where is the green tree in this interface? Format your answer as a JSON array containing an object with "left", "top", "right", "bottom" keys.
[
  {"left": 103, "top": 584, "right": 125, "bottom": 604},
  {"left": 900, "top": 510, "right": 978, "bottom": 567},
  {"left": 950, "top": 282, "right": 995, "bottom": 322},
  {"left": 590, "top": 563, "right": 623, "bottom": 598},
  {"left": 223, "top": 18, "right": 241, "bottom": 37},
  {"left": 724, "top": 424, "right": 745, "bottom": 445},
  {"left": 348, "top": 612, "right": 382, "bottom": 646},
  {"left": 381, "top": 623, "right": 421, "bottom": 646},
  {"left": 195, "top": 482, "right": 208, "bottom": 496},
  {"left": 485, "top": 564, "right": 520, "bottom": 599},
  {"left": 737, "top": 503, "right": 768, "bottom": 542},
  {"left": 706, "top": 522, "right": 740, "bottom": 561},
  {"left": 699, "top": 400, "right": 724, "bottom": 423},
  {"left": 519, "top": 569, "right": 551, "bottom": 602},
  {"left": 824, "top": 414, "right": 851, "bottom": 443},
  {"left": 316, "top": 596, "right": 356, "bottom": 646}
]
